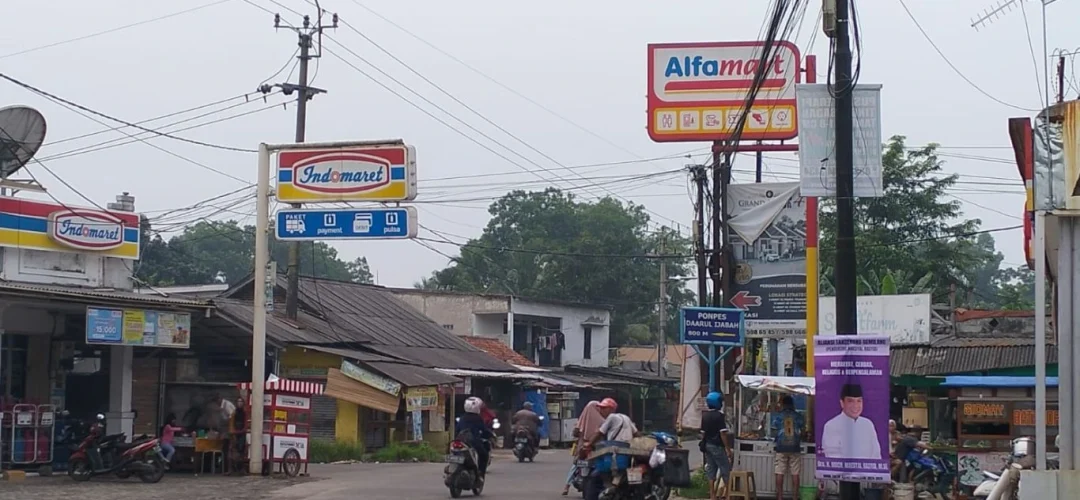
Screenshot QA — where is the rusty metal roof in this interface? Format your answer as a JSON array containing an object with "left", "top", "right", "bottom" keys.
[
  {"left": 890, "top": 343, "right": 1058, "bottom": 376},
  {"left": 0, "top": 280, "right": 212, "bottom": 308},
  {"left": 364, "top": 361, "right": 461, "bottom": 387},
  {"left": 214, "top": 298, "right": 345, "bottom": 345}
]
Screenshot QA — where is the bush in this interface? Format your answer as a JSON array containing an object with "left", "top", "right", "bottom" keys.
[
  {"left": 309, "top": 439, "right": 368, "bottom": 463},
  {"left": 371, "top": 442, "right": 443, "bottom": 463},
  {"left": 676, "top": 468, "right": 712, "bottom": 499}
]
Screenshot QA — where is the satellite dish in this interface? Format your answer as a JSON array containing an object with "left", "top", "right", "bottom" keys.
[{"left": 0, "top": 105, "right": 47, "bottom": 179}]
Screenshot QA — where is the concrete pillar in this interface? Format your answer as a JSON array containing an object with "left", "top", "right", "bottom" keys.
[{"left": 106, "top": 345, "right": 134, "bottom": 439}]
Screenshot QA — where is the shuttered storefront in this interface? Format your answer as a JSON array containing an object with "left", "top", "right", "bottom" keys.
[{"left": 310, "top": 393, "right": 337, "bottom": 440}]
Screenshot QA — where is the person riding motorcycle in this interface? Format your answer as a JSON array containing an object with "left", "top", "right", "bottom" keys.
[
  {"left": 457, "top": 397, "right": 495, "bottom": 478},
  {"left": 512, "top": 401, "right": 542, "bottom": 448}
]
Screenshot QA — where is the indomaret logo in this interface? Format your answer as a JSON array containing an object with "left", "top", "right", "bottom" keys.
[
  {"left": 48, "top": 210, "right": 125, "bottom": 250},
  {"left": 290, "top": 152, "right": 392, "bottom": 194}
]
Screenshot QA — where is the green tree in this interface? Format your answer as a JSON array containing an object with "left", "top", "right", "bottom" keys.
[
  {"left": 980, "top": 266, "right": 1036, "bottom": 310},
  {"left": 137, "top": 220, "right": 372, "bottom": 286},
  {"left": 818, "top": 136, "right": 999, "bottom": 299},
  {"left": 418, "top": 189, "right": 695, "bottom": 345}
]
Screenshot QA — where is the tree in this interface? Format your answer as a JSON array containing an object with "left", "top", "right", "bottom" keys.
[
  {"left": 418, "top": 188, "right": 695, "bottom": 345},
  {"left": 818, "top": 136, "right": 1001, "bottom": 300},
  {"left": 136, "top": 220, "right": 373, "bottom": 286}
]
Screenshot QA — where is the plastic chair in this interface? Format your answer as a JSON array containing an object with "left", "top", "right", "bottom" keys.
[{"left": 727, "top": 470, "right": 757, "bottom": 500}]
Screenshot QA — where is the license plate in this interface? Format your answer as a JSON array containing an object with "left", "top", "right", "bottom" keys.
[
  {"left": 627, "top": 469, "right": 643, "bottom": 484},
  {"left": 446, "top": 454, "right": 465, "bottom": 464},
  {"left": 515, "top": 438, "right": 528, "bottom": 443}
]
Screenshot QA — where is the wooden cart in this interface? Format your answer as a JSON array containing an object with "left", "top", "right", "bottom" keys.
[{"left": 238, "top": 378, "right": 324, "bottom": 477}]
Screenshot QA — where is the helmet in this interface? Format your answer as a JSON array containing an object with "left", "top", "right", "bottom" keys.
[
  {"left": 464, "top": 397, "right": 484, "bottom": 414},
  {"left": 523, "top": 401, "right": 533, "bottom": 410},
  {"left": 598, "top": 398, "right": 618, "bottom": 410},
  {"left": 706, "top": 391, "right": 723, "bottom": 410}
]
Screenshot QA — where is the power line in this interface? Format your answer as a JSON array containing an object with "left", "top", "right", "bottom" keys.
[
  {"left": 0, "top": 0, "right": 235, "bottom": 59},
  {"left": 0, "top": 72, "right": 257, "bottom": 153},
  {"left": 895, "top": 0, "right": 1039, "bottom": 112}
]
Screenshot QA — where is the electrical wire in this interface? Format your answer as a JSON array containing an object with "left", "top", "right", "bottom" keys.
[
  {"left": 0, "top": 72, "right": 257, "bottom": 153},
  {"left": 895, "top": 0, "right": 1038, "bottom": 112},
  {"left": 0, "top": 0, "right": 235, "bottom": 59}
]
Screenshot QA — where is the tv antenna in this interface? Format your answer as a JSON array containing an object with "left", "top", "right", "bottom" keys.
[{"left": 970, "top": 0, "right": 1059, "bottom": 30}]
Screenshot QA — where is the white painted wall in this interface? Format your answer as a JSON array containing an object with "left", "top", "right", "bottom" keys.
[
  {"left": 392, "top": 290, "right": 509, "bottom": 337},
  {"left": 474, "top": 314, "right": 505, "bottom": 337},
  {"left": 511, "top": 299, "right": 611, "bottom": 368},
  {"left": 0, "top": 248, "right": 132, "bottom": 289}
]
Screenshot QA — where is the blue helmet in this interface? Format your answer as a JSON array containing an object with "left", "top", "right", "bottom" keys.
[{"left": 705, "top": 391, "right": 723, "bottom": 410}]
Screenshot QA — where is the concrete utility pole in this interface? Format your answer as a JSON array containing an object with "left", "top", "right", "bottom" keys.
[
  {"left": 657, "top": 230, "right": 667, "bottom": 377},
  {"left": 258, "top": 10, "right": 336, "bottom": 320},
  {"left": 831, "top": 0, "right": 859, "bottom": 498}
]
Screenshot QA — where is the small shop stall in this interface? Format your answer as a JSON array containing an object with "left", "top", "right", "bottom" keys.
[
  {"left": 238, "top": 376, "right": 324, "bottom": 477},
  {"left": 733, "top": 375, "right": 817, "bottom": 497},
  {"left": 935, "top": 376, "right": 1059, "bottom": 495}
]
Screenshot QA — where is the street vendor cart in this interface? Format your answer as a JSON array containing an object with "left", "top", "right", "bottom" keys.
[
  {"left": 238, "top": 377, "right": 324, "bottom": 477},
  {"left": 734, "top": 375, "right": 818, "bottom": 498}
]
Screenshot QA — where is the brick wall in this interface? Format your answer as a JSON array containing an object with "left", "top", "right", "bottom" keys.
[{"left": 132, "top": 356, "right": 161, "bottom": 437}]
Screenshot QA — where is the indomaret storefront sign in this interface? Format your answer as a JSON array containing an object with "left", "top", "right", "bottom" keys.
[{"left": 0, "top": 196, "right": 141, "bottom": 259}]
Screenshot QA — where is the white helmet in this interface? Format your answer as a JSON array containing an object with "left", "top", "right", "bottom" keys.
[{"left": 464, "top": 396, "right": 483, "bottom": 414}]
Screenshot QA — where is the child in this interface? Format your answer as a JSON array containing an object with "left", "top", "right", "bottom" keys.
[{"left": 160, "top": 414, "right": 183, "bottom": 469}]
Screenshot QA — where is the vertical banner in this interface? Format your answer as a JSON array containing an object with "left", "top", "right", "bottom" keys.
[
  {"left": 727, "top": 182, "right": 807, "bottom": 337},
  {"left": 814, "top": 335, "right": 891, "bottom": 481}
]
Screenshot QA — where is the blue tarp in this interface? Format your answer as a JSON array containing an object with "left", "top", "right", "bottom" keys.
[
  {"left": 523, "top": 390, "right": 549, "bottom": 439},
  {"left": 940, "top": 376, "right": 1058, "bottom": 387}
]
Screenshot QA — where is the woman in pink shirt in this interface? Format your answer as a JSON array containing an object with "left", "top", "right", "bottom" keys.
[{"left": 160, "top": 414, "right": 183, "bottom": 468}]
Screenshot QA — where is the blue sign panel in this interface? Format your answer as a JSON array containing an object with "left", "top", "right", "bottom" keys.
[
  {"left": 679, "top": 307, "right": 746, "bottom": 346},
  {"left": 86, "top": 307, "right": 123, "bottom": 344},
  {"left": 276, "top": 207, "right": 418, "bottom": 241}
]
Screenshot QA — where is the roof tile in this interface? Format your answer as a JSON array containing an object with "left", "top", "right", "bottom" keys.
[{"left": 460, "top": 337, "right": 535, "bottom": 366}]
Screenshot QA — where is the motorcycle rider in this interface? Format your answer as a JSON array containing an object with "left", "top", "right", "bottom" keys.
[
  {"left": 457, "top": 396, "right": 495, "bottom": 478},
  {"left": 512, "top": 401, "right": 542, "bottom": 449},
  {"left": 893, "top": 424, "right": 929, "bottom": 481}
]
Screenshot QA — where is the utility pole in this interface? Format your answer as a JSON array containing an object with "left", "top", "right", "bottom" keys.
[
  {"left": 832, "top": 0, "right": 859, "bottom": 498},
  {"left": 258, "top": 9, "right": 337, "bottom": 320},
  {"left": 657, "top": 230, "right": 668, "bottom": 377}
]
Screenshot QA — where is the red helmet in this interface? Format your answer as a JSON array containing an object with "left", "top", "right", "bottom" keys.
[{"left": 598, "top": 398, "right": 618, "bottom": 410}]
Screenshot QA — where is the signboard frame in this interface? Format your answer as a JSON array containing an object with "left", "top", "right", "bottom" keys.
[
  {"left": 275, "top": 206, "right": 418, "bottom": 241},
  {"left": 275, "top": 142, "right": 418, "bottom": 203},
  {"left": 679, "top": 306, "right": 746, "bottom": 346},
  {"left": 85, "top": 306, "right": 191, "bottom": 348},
  {"left": 796, "top": 83, "right": 884, "bottom": 198}
]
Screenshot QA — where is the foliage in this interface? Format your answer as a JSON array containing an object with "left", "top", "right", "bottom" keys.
[
  {"left": 817, "top": 136, "right": 1017, "bottom": 306},
  {"left": 982, "top": 266, "right": 1036, "bottom": 310},
  {"left": 137, "top": 219, "right": 373, "bottom": 286},
  {"left": 309, "top": 439, "right": 370, "bottom": 463},
  {"left": 370, "top": 442, "right": 442, "bottom": 463},
  {"left": 416, "top": 188, "right": 695, "bottom": 345},
  {"left": 675, "top": 468, "right": 711, "bottom": 499}
]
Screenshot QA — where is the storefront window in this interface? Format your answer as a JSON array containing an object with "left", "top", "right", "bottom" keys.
[{"left": 2, "top": 334, "right": 28, "bottom": 399}]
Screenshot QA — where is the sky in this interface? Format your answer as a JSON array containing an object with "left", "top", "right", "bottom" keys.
[{"left": 1, "top": 0, "right": 1073, "bottom": 288}]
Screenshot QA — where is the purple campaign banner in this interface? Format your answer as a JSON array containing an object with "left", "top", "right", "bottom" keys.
[{"left": 814, "top": 335, "right": 891, "bottom": 482}]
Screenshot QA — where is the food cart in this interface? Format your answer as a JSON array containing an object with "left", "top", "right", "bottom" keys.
[
  {"left": 238, "top": 377, "right": 323, "bottom": 477},
  {"left": 733, "top": 375, "right": 817, "bottom": 497}
]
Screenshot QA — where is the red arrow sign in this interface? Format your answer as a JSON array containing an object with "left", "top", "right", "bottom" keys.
[{"left": 730, "top": 290, "right": 762, "bottom": 310}]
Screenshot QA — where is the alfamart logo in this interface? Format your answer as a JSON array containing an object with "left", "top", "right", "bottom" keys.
[
  {"left": 48, "top": 210, "right": 125, "bottom": 250},
  {"left": 292, "top": 152, "right": 392, "bottom": 194}
]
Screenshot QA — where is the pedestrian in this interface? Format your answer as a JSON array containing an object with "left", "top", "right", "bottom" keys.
[
  {"left": 159, "top": 414, "right": 184, "bottom": 469},
  {"left": 771, "top": 395, "right": 805, "bottom": 500},
  {"left": 228, "top": 397, "right": 247, "bottom": 474},
  {"left": 562, "top": 400, "right": 605, "bottom": 496},
  {"left": 700, "top": 391, "right": 731, "bottom": 500}
]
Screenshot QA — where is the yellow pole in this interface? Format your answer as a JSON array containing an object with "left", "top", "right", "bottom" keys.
[{"left": 806, "top": 196, "right": 819, "bottom": 374}]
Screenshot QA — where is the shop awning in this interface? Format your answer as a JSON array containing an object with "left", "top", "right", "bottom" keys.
[
  {"left": 435, "top": 368, "right": 544, "bottom": 381},
  {"left": 238, "top": 377, "right": 324, "bottom": 395},
  {"left": 940, "top": 375, "right": 1059, "bottom": 387},
  {"left": 324, "top": 367, "right": 400, "bottom": 414},
  {"left": 366, "top": 361, "right": 460, "bottom": 387},
  {"left": 736, "top": 375, "right": 815, "bottom": 395}
]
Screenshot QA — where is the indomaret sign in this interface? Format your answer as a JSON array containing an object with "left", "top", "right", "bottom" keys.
[{"left": 647, "top": 41, "right": 802, "bottom": 143}]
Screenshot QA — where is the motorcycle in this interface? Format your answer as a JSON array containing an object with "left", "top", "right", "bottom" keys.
[
  {"left": 902, "top": 448, "right": 955, "bottom": 500},
  {"left": 444, "top": 433, "right": 485, "bottom": 498},
  {"left": 586, "top": 431, "right": 685, "bottom": 500},
  {"left": 512, "top": 415, "right": 545, "bottom": 463},
  {"left": 68, "top": 414, "right": 167, "bottom": 483},
  {"left": 973, "top": 437, "right": 1059, "bottom": 500}
]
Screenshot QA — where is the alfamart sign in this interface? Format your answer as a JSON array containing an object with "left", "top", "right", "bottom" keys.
[{"left": 0, "top": 197, "right": 140, "bottom": 259}]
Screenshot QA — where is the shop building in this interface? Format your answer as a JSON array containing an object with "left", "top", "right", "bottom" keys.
[{"left": 391, "top": 289, "right": 612, "bottom": 368}]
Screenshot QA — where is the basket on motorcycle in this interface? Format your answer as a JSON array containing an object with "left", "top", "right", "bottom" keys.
[
  {"left": 661, "top": 448, "right": 692, "bottom": 487},
  {"left": 587, "top": 443, "right": 633, "bottom": 473}
]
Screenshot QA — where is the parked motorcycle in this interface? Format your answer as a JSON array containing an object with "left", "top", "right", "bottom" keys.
[
  {"left": 512, "top": 415, "right": 544, "bottom": 463},
  {"left": 973, "top": 436, "right": 1059, "bottom": 500},
  {"left": 444, "top": 433, "right": 485, "bottom": 498},
  {"left": 902, "top": 448, "right": 955, "bottom": 500},
  {"left": 585, "top": 431, "right": 688, "bottom": 500},
  {"left": 68, "top": 414, "right": 167, "bottom": 483}
]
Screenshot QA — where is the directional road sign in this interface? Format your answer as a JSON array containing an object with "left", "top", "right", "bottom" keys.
[
  {"left": 275, "top": 207, "right": 418, "bottom": 241},
  {"left": 679, "top": 306, "right": 746, "bottom": 346}
]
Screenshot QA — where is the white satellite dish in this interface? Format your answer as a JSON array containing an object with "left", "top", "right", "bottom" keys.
[{"left": 0, "top": 105, "right": 47, "bottom": 179}]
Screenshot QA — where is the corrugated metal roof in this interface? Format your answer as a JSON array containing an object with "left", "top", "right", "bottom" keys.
[
  {"left": 565, "top": 365, "right": 678, "bottom": 384},
  {"left": 890, "top": 344, "right": 1058, "bottom": 376},
  {"left": 347, "top": 341, "right": 515, "bottom": 372},
  {"left": 435, "top": 368, "right": 544, "bottom": 381},
  {"left": 293, "top": 344, "right": 398, "bottom": 363},
  {"left": 0, "top": 280, "right": 212, "bottom": 308},
  {"left": 214, "top": 299, "right": 345, "bottom": 345},
  {"left": 365, "top": 361, "right": 461, "bottom": 387}
]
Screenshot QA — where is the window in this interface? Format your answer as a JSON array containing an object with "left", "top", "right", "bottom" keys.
[
  {"left": 442, "top": 324, "right": 454, "bottom": 331},
  {"left": 583, "top": 327, "right": 592, "bottom": 360}
]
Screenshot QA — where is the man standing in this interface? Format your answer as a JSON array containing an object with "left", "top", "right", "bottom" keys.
[
  {"left": 700, "top": 391, "right": 731, "bottom": 500},
  {"left": 821, "top": 383, "right": 881, "bottom": 459},
  {"left": 771, "top": 395, "right": 804, "bottom": 500}
]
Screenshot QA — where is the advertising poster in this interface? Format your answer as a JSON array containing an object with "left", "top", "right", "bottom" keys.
[
  {"left": 86, "top": 307, "right": 190, "bottom": 349},
  {"left": 727, "top": 182, "right": 808, "bottom": 337},
  {"left": 406, "top": 386, "right": 439, "bottom": 412},
  {"left": 814, "top": 335, "right": 891, "bottom": 482}
]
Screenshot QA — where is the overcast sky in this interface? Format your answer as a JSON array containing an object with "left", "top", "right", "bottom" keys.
[{"left": 2, "top": 0, "right": 1071, "bottom": 287}]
